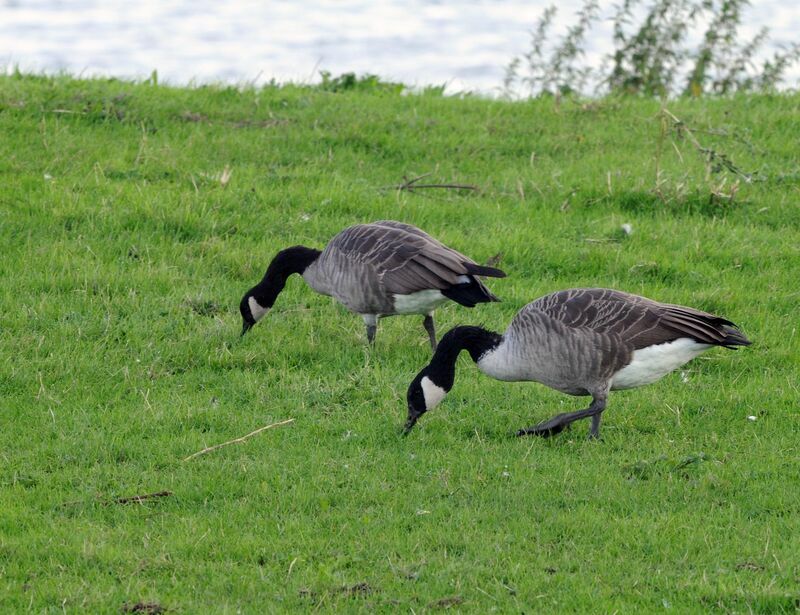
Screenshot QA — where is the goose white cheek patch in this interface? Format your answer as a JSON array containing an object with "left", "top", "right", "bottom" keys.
[
  {"left": 248, "top": 296, "right": 270, "bottom": 321},
  {"left": 421, "top": 376, "right": 447, "bottom": 410}
]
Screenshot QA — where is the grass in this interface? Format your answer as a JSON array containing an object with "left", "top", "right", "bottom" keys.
[{"left": 0, "top": 73, "right": 798, "bottom": 613}]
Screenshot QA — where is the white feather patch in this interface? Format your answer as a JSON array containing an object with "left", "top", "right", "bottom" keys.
[
  {"left": 393, "top": 290, "right": 448, "bottom": 315},
  {"left": 611, "top": 337, "right": 712, "bottom": 390},
  {"left": 248, "top": 296, "right": 270, "bottom": 322},
  {"left": 421, "top": 376, "right": 447, "bottom": 410}
]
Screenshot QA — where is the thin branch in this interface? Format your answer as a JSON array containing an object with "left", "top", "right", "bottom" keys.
[
  {"left": 379, "top": 172, "right": 431, "bottom": 191},
  {"left": 399, "top": 172, "right": 432, "bottom": 188},
  {"left": 383, "top": 173, "right": 479, "bottom": 193},
  {"left": 183, "top": 418, "right": 295, "bottom": 461},
  {"left": 662, "top": 107, "right": 753, "bottom": 181},
  {"left": 402, "top": 183, "right": 480, "bottom": 192}
]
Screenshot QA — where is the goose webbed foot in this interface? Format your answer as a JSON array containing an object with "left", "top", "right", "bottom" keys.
[
  {"left": 517, "top": 395, "right": 607, "bottom": 439},
  {"left": 516, "top": 414, "right": 572, "bottom": 438}
]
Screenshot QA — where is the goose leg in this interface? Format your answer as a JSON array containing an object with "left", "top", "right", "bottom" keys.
[
  {"left": 423, "top": 313, "right": 437, "bottom": 352},
  {"left": 516, "top": 395, "right": 607, "bottom": 438},
  {"left": 363, "top": 314, "right": 378, "bottom": 346},
  {"left": 589, "top": 412, "right": 604, "bottom": 439}
]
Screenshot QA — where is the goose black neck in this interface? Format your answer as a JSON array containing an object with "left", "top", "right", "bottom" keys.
[
  {"left": 426, "top": 325, "right": 502, "bottom": 389},
  {"left": 251, "top": 245, "right": 321, "bottom": 302}
]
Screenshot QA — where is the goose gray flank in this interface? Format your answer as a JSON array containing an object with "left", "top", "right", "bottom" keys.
[
  {"left": 239, "top": 221, "right": 506, "bottom": 349},
  {"left": 404, "top": 288, "right": 751, "bottom": 437}
]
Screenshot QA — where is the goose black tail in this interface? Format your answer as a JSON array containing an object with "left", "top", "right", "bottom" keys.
[
  {"left": 442, "top": 277, "right": 500, "bottom": 307},
  {"left": 464, "top": 263, "right": 506, "bottom": 278},
  {"left": 720, "top": 325, "right": 752, "bottom": 349}
]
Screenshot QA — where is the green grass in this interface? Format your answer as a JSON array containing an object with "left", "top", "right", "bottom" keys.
[{"left": 1, "top": 73, "right": 799, "bottom": 613}]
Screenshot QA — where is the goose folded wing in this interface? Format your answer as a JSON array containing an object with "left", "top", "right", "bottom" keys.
[
  {"left": 530, "top": 288, "right": 736, "bottom": 349},
  {"left": 331, "top": 224, "right": 462, "bottom": 293},
  {"left": 376, "top": 220, "right": 507, "bottom": 270},
  {"left": 381, "top": 248, "right": 469, "bottom": 295}
]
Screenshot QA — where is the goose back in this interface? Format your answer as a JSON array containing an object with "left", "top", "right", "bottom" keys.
[
  {"left": 303, "top": 221, "right": 501, "bottom": 315},
  {"left": 526, "top": 288, "right": 745, "bottom": 348}
]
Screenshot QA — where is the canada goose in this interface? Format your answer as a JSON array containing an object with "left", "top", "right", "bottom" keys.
[
  {"left": 404, "top": 288, "right": 751, "bottom": 437},
  {"left": 239, "top": 221, "right": 506, "bottom": 349}
]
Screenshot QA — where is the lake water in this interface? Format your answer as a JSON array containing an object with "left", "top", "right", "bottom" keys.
[{"left": 1, "top": 0, "right": 798, "bottom": 94}]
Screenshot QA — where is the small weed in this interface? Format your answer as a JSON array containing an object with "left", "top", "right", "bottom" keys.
[
  {"left": 624, "top": 453, "right": 714, "bottom": 480},
  {"left": 319, "top": 71, "right": 405, "bottom": 94},
  {"left": 185, "top": 298, "right": 223, "bottom": 317}
]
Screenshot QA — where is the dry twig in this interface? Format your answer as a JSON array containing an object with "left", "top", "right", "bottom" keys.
[
  {"left": 388, "top": 173, "right": 479, "bottom": 193},
  {"left": 183, "top": 418, "right": 295, "bottom": 461},
  {"left": 661, "top": 107, "right": 753, "bottom": 182}
]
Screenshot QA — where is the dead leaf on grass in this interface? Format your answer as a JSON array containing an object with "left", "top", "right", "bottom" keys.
[{"left": 220, "top": 164, "right": 232, "bottom": 187}]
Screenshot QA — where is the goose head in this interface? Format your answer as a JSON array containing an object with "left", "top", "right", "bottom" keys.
[
  {"left": 239, "top": 246, "right": 322, "bottom": 336},
  {"left": 404, "top": 368, "right": 450, "bottom": 434},
  {"left": 239, "top": 287, "right": 275, "bottom": 336}
]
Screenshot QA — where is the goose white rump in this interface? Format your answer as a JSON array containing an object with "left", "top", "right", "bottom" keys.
[{"left": 611, "top": 337, "right": 711, "bottom": 390}]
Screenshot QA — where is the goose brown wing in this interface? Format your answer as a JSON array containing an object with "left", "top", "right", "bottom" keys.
[
  {"left": 371, "top": 221, "right": 506, "bottom": 279},
  {"left": 528, "top": 288, "right": 746, "bottom": 349},
  {"left": 328, "top": 222, "right": 504, "bottom": 295}
]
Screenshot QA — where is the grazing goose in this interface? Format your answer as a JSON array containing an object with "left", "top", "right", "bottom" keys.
[
  {"left": 239, "top": 221, "right": 506, "bottom": 349},
  {"left": 404, "top": 288, "right": 751, "bottom": 437}
]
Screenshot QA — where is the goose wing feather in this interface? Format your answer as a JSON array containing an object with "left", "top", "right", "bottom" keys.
[
  {"left": 524, "top": 288, "right": 745, "bottom": 349},
  {"left": 327, "top": 221, "right": 495, "bottom": 295}
]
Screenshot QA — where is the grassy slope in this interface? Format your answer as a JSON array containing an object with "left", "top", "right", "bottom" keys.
[{"left": 0, "top": 74, "right": 798, "bottom": 613}]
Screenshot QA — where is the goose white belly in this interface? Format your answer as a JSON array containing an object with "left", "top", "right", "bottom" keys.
[
  {"left": 392, "top": 290, "right": 449, "bottom": 315},
  {"left": 611, "top": 338, "right": 711, "bottom": 390},
  {"left": 391, "top": 275, "right": 470, "bottom": 315}
]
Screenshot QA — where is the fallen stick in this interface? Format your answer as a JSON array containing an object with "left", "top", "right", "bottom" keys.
[
  {"left": 398, "top": 172, "right": 432, "bottom": 189},
  {"left": 384, "top": 173, "right": 480, "bottom": 193},
  {"left": 114, "top": 491, "right": 173, "bottom": 505},
  {"left": 60, "top": 490, "right": 173, "bottom": 508},
  {"left": 584, "top": 237, "right": 620, "bottom": 244},
  {"left": 182, "top": 418, "right": 295, "bottom": 461},
  {"left": 401, "top": 183, "right": 480, "bottom": 192}
]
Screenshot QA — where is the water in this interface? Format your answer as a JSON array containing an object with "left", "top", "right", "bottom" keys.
[{"left": 1, "top": 0, "right": 798, "bottom": 94}]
